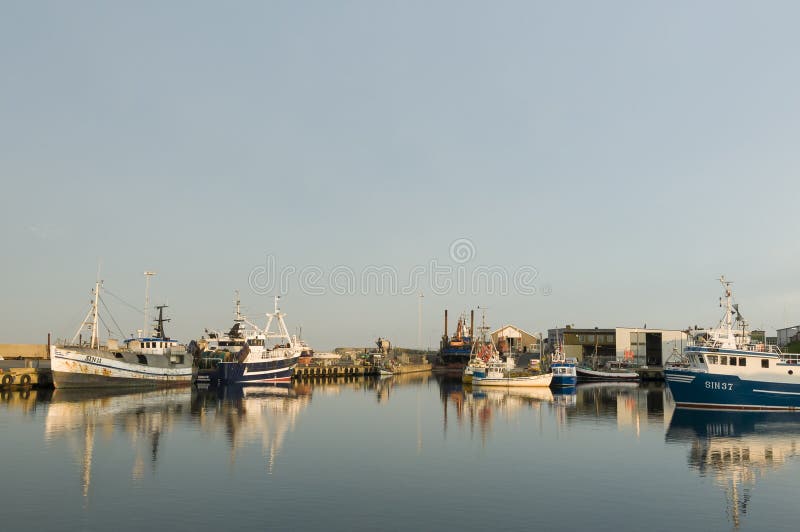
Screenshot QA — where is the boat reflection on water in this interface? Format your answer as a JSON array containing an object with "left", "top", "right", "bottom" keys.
[
  {"left": 44, "top": 387, "right": 191, "bottom": 499},
  {"left": 370, "top": 371, "right": 434, "bottom": 403},
  {"left": 191, "top": 383, "right": 311, "bottom": 473},
  {"left": 666, "top": 409, "right": 800, "bottom": 529}
]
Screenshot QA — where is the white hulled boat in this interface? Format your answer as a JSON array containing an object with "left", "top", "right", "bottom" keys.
[
  {"left": 473, "top": 353, "right": 553, "bottom": 387},
  {"left": 50, "top": 275, "right": 194, "bottom": 389}
]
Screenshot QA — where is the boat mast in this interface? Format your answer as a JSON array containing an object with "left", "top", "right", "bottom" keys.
[
  {"left": 719, "top": 275, "right": 733, "bottom": 333},
  {"left": 91, "top": 279, "right": 100, "bottom": 348},
  {"left": 72, "top": 279, "right": 102, "bottom": 347},
  {"left": 235, "top": 290, "right": 244, "bottom": 322},
  {"left": 143, "top": 271, "right": 156, "bottom": 337},
  {"left": 264, "top": 296, "right": 292, "bottom": 345}
]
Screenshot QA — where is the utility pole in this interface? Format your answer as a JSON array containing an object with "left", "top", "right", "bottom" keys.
[{"left": 418, "top": 292, "right": 424, "bottom": 350}]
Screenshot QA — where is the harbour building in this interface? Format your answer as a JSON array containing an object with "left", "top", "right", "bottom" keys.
[
  {"left": 776, "top": 325, "right": 800, "bottom": 347},
  {"left": 490, "top": 325, "right": 540, "bottom": 354},
  {"left": 547, "top": 326, "right": 689, "bottom": 367}
]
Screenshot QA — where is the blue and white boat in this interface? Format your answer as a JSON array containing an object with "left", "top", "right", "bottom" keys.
[
  {"left": 549, "top": 344, "right": 577, "bottom": 387},
  {"left": 665, "top": 276, "right": 800, "bottom": 411},
  {"left": 213, "top": 297, "right": 302, "bottom": 385}
]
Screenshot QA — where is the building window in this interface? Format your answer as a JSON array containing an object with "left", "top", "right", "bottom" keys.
[
  {"left": 762, "top": 359, "right": 769, "bottom": 369},
  {"left": 739, "top": 357, "right": 746, "bottom": 366}
]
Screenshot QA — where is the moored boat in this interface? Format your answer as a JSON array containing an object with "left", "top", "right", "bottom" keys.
[
  {"left": 212, "top": 297, "right": 302, "bottom": 385},
  {"left": 50, "top": 275, "right": 194, "bottom": 389},
  {"left": 473, "top": 355, "right": 553, "bottom": 387},
  {"left": 437, "top": 310, "right": 474, "bottom": 370},
  {"left": 575, "top": 362, "right": 639, "bottom": 382},
  {"left": 665, "top": 276, "right": 800, "bottom": 411},
  {"left": 550, "top": 342, "right": 577, "bottom": 387},
  {"left": 462, "top": 311, "right": 494, "bottom": 383}
]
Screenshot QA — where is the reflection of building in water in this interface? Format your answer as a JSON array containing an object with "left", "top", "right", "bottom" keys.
[
  {"left": 666, "top": 410, "right": 800, "bottom": 529},
  {"left": 44, "top": 388, "right": 190, "bottom": 501},
  {"left": 569, "top": 383, "right": 667, "bottom": 435},
  {"left": 191, "top": 384, "right": 311, "bottom": 474}
]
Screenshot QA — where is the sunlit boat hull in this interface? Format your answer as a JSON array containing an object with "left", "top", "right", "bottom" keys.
[
  {"left": 576, "top": 367, "right": 639, "bottom": 382},
  {"left": 665, "top": 368, "right": 800, "bottom": 411},
  {"left": 215, "top": 355, "right": 300, "bottom": 384},
  {"left": 473, "top": 373, "right": 553, "bottom": 387},
  {"left": 50, "top": 347, "right": 193, "bottom": 389}
]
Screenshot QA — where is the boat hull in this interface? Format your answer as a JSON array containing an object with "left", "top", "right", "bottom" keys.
[
  {"left": 50, "top": 347, "right": 193, "bottom": 389},
  {"left": 215, "top": 356, "right": 299, "bottom": 384},
  {"left": 473, "top": 373, "right": 553, "bottom": 387},
  {"left": 665, "top": 369, "right": 800, "bottom": 410},
  {"left": 550, "top": 363, "right": 577, "bottom": 387},
  {"left": 551, "top": 374, "right": 578, "bottom": 387},
  {"left": 576, "top": 367, "right": 639, "bottom": 382}
]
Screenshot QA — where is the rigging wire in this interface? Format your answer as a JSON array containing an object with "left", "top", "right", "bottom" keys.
[
  {"left": 99, "top": 295, "right": 128, "bottom": 339},
  {"left": 104, "top": 288, "right": 145, "bottom": 315},
  {"left": 97, "top": 313, "right": 114, "bottom": 341}
]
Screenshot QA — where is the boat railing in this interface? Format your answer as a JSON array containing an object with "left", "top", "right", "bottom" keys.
[{"left": 742, "top": 343, "right": 782, "bottom": 355}]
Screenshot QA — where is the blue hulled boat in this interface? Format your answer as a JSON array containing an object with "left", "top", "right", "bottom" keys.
[
  {"left": 212, "top": 297, "right": 302, "bottom": 385},
  {"left": 665, "top": 277, "right": 800, "bottom": 411},
  {"left": 438, "top": 310, "right": 474, "bottom": 370},
  {"left": 549, "top": 344, "right": 577, "bottom": 387}
]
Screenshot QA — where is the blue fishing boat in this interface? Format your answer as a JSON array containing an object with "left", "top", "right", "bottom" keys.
[
  {"left": 213, "top": 297, "right": 302, "bottom": 385},
  {"left": 665, "top": 277, "right": 800, "bottom": 411},
  {"left": 549, "top": 342, "right": 577, "bottom": 387}
]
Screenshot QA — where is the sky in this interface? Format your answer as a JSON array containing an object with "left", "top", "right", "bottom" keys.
[{"left": 2, "top": 1, "right": 800, "bottom": 350}]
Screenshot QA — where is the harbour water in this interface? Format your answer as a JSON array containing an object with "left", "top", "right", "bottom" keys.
[{"left": 2, "top": 377, "right": 798, "bottom": 531}]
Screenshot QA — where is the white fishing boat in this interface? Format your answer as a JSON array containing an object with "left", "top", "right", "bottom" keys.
[
  {"left": 472, "top": 354, "right": 553, "bottom": 387},
  {"left": 50, "top": 274, "right": 194, "bottom": 389}
]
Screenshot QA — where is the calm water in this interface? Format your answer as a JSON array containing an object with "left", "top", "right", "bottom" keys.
[{"left": 1, "top": 375, "right": 798, "bottom": 531}]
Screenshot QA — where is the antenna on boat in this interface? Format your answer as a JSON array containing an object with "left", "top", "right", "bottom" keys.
[
  {"left": 719, "top": 275, "right": 733, "bottom": 332},
  {"left": 143, "top": 271, "right": 156, "bottom": 337},
  {"left": 234, "top": 289, "right": 244, "bottom": 322}
]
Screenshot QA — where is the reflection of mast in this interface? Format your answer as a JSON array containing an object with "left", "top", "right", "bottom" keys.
[{"left": 82, "top": 422, "right": 94, "bottom": 500}]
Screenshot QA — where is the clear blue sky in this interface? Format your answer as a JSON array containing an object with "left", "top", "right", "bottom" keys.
[{"left": 2, "top": 1, "right": 799, "bottom": 349}]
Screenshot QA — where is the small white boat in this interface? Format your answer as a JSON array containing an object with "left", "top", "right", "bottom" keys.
[
  {"left": 576, "top": 362, "right": 639, "bottom": 382},
  {"left": 472, "top": 355, "right": 553, "bottom": 387}
]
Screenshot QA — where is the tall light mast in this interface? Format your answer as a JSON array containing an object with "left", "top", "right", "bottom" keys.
[{"left": 143, "top": 271, "right": 156, "bottom": 337}]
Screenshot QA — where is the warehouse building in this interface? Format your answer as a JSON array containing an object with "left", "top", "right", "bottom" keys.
[{"left": 547, "top": 326, "right": 689, "bottom": 367}]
